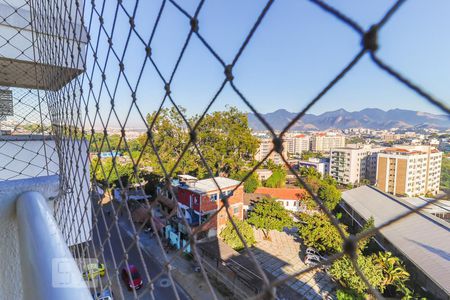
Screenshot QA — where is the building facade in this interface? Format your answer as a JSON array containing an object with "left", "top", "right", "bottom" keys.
[
  {"left": 329, "top": 145, "right": 382, "bottom": 185},
  {"left": 252, "top": 187, "right": 306, "bottom": 213},
  {"left": 298, "top": 158, "right": 330, "bottom": 177},
  {"left": 286, "top": 134, "right": 310, "bottom": 155},
  {"left": 310, "top": 134, "right": 345, "bottom": 152},
  {"left": 255, "top": 169, "right": 273, "bottom": 181},
  {"left": 174, "top": 176, "right": 244, "bottom": 235},
  {"left": 376, "top": 146, "right": 442, "bottom": 197},
  {"left": 255, "top": 137, "right": 288, "bottom": 165}
]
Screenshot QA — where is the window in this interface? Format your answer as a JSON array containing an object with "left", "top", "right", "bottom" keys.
[
  {"left": 233, "top": 206, "right": 239, "bottom": 215},
  {"left": 210, "top": 193, "right": 218, "bottom": 201}
]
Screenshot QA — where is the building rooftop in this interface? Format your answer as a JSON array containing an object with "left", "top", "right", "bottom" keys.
[
  {"left": 342, "top": 186, "right": 450, "bottom": 296},
  {"left": 403, "top": 197, "right": 450, "bottom": 215},
  {"left": 253, "top": 187, "right": 306, "bottom": 201},
  {"left": 178, "top": 177, "right": 241, "bottom": 194}
]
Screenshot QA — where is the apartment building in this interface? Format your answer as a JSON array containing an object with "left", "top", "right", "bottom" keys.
[
  {"left": 329, "top": 145, "right": 383, "bottom": 185},
  {"left": 286, "top": 134, "right": 310, "bottom": 155},
  {"left": 310, "top": 133, "right": 346, "bottom": 152},
  {"left": 376, "top": 146, "right": 442, "bottom": 197},
  {"left": 255, "top": 137, "right": 288, "bottom": 165},
  {"left": 298, "top": 158, "right": 330, "bottom": 177}
]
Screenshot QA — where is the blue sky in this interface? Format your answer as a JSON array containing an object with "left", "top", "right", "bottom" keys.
[{"left": 85, "top": 0, "right": 450, "bottom": 128}]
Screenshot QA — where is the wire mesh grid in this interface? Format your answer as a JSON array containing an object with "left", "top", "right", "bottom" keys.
[
  {"left": 1, "top": 0, "right": 448, "bottom": 299},
  {"left": 0, "top": 0, "right": 58, "bottom": 181}
]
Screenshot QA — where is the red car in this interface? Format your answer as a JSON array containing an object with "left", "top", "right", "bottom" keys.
[{"left": 121, "top": 264, "right": 143, "bottom": 290}]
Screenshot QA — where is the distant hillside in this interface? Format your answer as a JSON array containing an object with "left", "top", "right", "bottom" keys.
[{"left": 248, "top": 108, "right": 450, "bottom": 131}]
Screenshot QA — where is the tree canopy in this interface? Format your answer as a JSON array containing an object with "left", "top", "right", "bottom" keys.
[
  {"left": 141, "top": 106, "right": 258, "bottom": 178},
  {"left": 318, "top": 182, "right": 342, "bottom": 211},
  {"left": 329, "top": 254, "right": 385, "bottom": 295},
  {"left": 231, "top": 171, "right": 261, "bottom": 193},
  {"left": 247, "top": 198, "right": 293, "bottom": 239},
  {"left": 90, "top": 157, "right": 138, "bottom": 188},
  {"left": 264, "top": 169, "right": 286, "bottom": 188},
  {"left": 219, "top": 218, "right": 256, "bottom": 251},
  {"left": 298, "top": 212, "right": 346, "bottom": 253}
]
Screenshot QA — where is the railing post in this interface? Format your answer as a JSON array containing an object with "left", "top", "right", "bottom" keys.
[{"left": 16, "top": 191, "right": 92, "bottom": 300}]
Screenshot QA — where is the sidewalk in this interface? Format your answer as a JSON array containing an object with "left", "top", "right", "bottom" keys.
[
  {"left": 119, "top": 219, "right": 227, "bottom": 300},
  {"left": 251, "top": 230, "right": 336, "bottom": 300}
]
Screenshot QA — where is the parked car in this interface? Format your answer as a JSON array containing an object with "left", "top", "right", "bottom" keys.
[
  {"left": 83, "top": 263, "right": 105, "bottom": 280},
  {"left": 94, "top": 288, "right": 113, "bottom": 300},
  {"left": 121, "top": 264, "right": 143, "bottom": 290},
  {"left": 305, "top": 247, "right": 320, "bottom": 256},
  {"left": 305, "top": 255, "right": 320, "bottom": 267},
  {"left": 305, "top": 254, "right": 322, "bottom": 262}
]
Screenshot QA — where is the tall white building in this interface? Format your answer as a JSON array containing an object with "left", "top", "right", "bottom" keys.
[
  {"left": 329, "top": 145, "right": 383, "bottom": 185},
  {"left": 376, "top": 145, "right": 442, "bottom": 197},
  {"left": 286, "top": 134, "right": 310, "bottom": 155},
  {"left": 311, "top": 133, "right": 346, "bottom": 152}
]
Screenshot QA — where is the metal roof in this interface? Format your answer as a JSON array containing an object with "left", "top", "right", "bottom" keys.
[
  {"left": 342, "top": 186, "right": 450, "bottom": 296},
  {"left": 179, "top": 177, "right": 241, "bottom": 194},
  {"left": 403, "top": 197, "right": 450, "bottom": 215}
]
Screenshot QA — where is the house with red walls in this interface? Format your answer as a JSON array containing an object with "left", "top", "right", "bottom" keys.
[
  {"left": 175, "top": 175, "right": 244, "bottom": 235},
  {"left": 159, "top": 175, "right": 244, "bottom": 247}
]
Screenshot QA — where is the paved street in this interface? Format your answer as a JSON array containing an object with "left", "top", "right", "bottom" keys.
[{"left": 91, "top": 201, "right": 190, "bottom": 300}]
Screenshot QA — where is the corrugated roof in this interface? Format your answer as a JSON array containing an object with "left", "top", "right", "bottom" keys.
[{"left": 342, "top": 186, "right": 450, "bottom": 296}]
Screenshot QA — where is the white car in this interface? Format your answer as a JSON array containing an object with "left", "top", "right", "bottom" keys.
[
  {"left": 306, "top": 247, "right": 320, "bottom": 256},
  {"left": 305, "top": 254, "right": 322, "bottom": 262},
  {"left": 306, "top": 247, "right": 326, "bottom": 260},
  {"left": 94, "top": 288, "right": 113, "bottom": 300},
  {"left": 305, "top": 256, "right": 320, "bottom": 267}
]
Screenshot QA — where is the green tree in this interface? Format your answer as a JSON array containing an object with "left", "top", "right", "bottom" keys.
[
  {"left": 318, "top": 182, "right": 342, "bottom": 210},
  {"left": 220, "top": 218, "right": 256, "bottom": 251},
  {"left": 231, "top": 171, "right": 261, "bottom": 193},
  {"left": 336, "top": 289, "right": 364, "bottom": 300},
  {"left": 91, "top": 157, "right": 136, "bottom": 188},
  {"left": 329, "top": 254, "right": 385, "bottom": 294},
  {"left": 264, "top": 169, "right": 286, "bottom": 188},
  {"left": 301, "top": 151, "right": 323, "bottom": 161},
  {"left": 194, "top": 106, "right": 259, "bottom": 177},
  {"left": 299, "top": 166, "right": 321, "bottom": 179},
  {"left": 375, "top": 252, "right": 410, "bottom": 293},
  {"left": 441, "top": 157, "right": 450, "bottom": 191},
  {"left": 145, "top": 107, "right": 197, "bottom": 176},
  {"left": 247, "top": 198, "right": 293, "bottom": 239},
  {"left": 298, "top": 212, "right": 346, "bottom": 253},
  {"left": 88, "top": 133, "right": 123, "bottom": 153},
  {"left": 143, "top": 173, "right": 163, "bottom": 199},
  {"left": 357, "top": 216, "right": 375, "bottom": 251},
  {"left": 143, "top": 106, "right": 259, "bottom": 178}
]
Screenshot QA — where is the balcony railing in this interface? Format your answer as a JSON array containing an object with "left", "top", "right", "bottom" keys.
[{"left": 17, "top": 190, "right": 91, "bottom": 300}]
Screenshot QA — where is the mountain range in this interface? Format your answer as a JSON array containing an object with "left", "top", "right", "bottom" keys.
[{"left": 247, "top": 108, "right": 450, "bottom": 131}]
